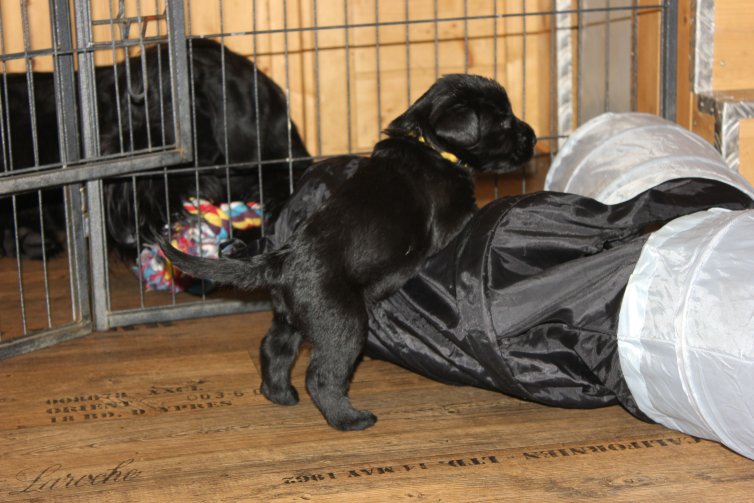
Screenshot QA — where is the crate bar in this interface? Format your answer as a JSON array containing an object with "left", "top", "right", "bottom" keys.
[
  {"left": 0, "top": 35, "right": 169, "bottom": 64},
  {"left": 9, "top": 0, "right": 42, "bottom": 335},
  {"left": 21, "top": 0, "right": 56, "bottom": 328},
  {"left": 135, "top": 0, "right": 154, "bottom": 151},
  {"left": 0, "top": 4, "right": 663, "bottom": 58},
  {"left": 113, "top": 2, "right": 137, "bottom": 158},
  {"left": 105, "top": 299, "right": 271, "bottom": 329},
  {"left": 492, "top": 0, "right": 498, "bottom": 82},
  {"left": 0, "top": 16, "right": 9, "bottom": 175},
  {"left": 463, "top": 0, "right": 469, "bottom": 73},
  {"left": 660, "top": 0, "right": 677, "bottom": 121},
  {"left": 153, "top": 0, "right": 167, "bottom": 149},
  {"left": 105, "top": 1, "right": 127, "bottom": 154},
  {"left": 250, "top": 0, "right": 266, "bottom": 234},
  {"left": 50, "top": 0, "right": 91, "bottom": 329},
  {"left": 20, "top": 2, "right": 40, "bottom": 168},
  {"left": 576, "top": 0, "right": 584, "bottom": 126},
  {"left": 556, "top": 0, "right": 574, "bottom": 146},
  {"left": 184, "top": 3, "right": 206, "bottom": 301},
  {"left": 604, "top": 0, "right": 610, "bottom": 113},
  {"left": 313, "top": 0, "right": 323, "bottom": 156},
  {"left": 9, "top": 197, "right": 28, "bottom": 335},
  {"left": 405, "top": 0, "right": 411, "bottom": 105},
  {"left": 344, "top": 0, "right": 352, "bottom": 153},
  {"left": 433, "top": 0, "right": 439, "bottom": 80},
  {"left": 131, "top": 174, "right": 147, "bottom": 308},
  {"left": 492, "top": 0, "right": 500, "bottom": 199},
  {"left": 218, "top": 0, "right": 232, "bottom": 240},
  {"left": 128, "top": 2, "right": 148, "bottom": 310},
  {"left": 521, "top": 0, "right": 527, "bottom": 194},
  {"left": 3, "top": 2, "right": 192, "bottom": 190},
  {"left": 90, "top": 12, "right": 164, "bottom": 27},
  {"left": 282, "top": 0, "right": 294, "bottom": 193},
  {"left": 0, "top": 323, "right": 91, "bottom": 361},
  {"left": 550, "top": 0, "right": 558, "bottom": 164},
  {"left": 631, "top": 0, "right": 638, "bottom": 111},
  {"left": 375, "top": 0, "right": 382, "bottom": 141},
  {"left": 164, "top": 0, "right": 192, "bottom": 162},
  {"left": 0, "top": 149, "right": 188, "bottom": 196},
  {"left": 151, "top": 0, "right": 173, "bottom": 305},
  {"left": 186, "top": 4, "right": 663, "bottom": 41},
  {"left": 85, "top": 0, "right": 192, "bottom": 331},
  {"left": 87, "top": 179, "right": 110, "bottom": 331}
]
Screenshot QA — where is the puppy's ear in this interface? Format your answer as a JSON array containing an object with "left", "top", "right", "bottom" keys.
[{"left": 431, "top": 104, "right": 480, "bottom": 148}]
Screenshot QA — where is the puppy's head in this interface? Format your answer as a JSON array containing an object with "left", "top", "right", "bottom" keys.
[{"left": 386, "top": 74, "right": 536, "bottom": 173}]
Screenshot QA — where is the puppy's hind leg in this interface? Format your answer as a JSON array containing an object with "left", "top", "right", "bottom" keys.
[
  {"left": 304, "top": 295, "right": 377, "bottom": 431},
  {"left": 260, "top": 311, "right": 303, "bottom": 406}
]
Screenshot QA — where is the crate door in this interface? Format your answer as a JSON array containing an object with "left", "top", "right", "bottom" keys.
[{"left": 0, "top": 0, "right": 192, "bottom": 357}]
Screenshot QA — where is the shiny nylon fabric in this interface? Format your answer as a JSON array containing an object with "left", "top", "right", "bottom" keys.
[
  {"left": 249, "top": 160, "right": 754, "bottom": 419},
  {"left": 618, "top": 208, "right": 754, "bottom": 459},
  {"left": 368, "top": 179, "right": 753, "bottom": 418}
]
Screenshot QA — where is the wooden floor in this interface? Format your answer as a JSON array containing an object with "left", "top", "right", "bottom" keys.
[
  {"left": 2, "top": 158, "right": 753, "bottom": 500},
  {"left": 1, "top": 310, "right": 753, "bottom": 502}
]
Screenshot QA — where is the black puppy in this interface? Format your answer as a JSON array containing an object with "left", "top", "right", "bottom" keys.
[
  {"left": 0, "top": 39, "right": 310, "bottom": 258},
  {"left": 162, "top": 74, "right": 536, "bottom": 430}
]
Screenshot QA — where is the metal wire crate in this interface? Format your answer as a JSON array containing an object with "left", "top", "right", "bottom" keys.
[{"left": 0, "top": 0, "right": 677, "bottom": 358}]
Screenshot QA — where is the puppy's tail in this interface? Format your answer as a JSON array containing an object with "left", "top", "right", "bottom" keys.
[{"left": 158, "top": 238, "right": 285, "bottom": 290}]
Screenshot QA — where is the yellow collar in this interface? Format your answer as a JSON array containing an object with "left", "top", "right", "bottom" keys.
[{"left": 416, "top": 135, "right": 461, "bottom": 165}]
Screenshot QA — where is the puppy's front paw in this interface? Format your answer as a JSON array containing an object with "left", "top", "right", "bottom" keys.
[
  {"left": 331, "top": 410, "right": 377, "bottom": 431},
  {"left": 261, "top": 382, "right": 299, "bottom": 406}
]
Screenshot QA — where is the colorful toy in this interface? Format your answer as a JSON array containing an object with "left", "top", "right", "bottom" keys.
[{"left": 134, "top": 198, "right": 264, "bottom": 293}]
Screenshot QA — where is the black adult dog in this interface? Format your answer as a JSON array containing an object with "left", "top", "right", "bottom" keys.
[
  {"left": 162, "top": 74, "right": 536, "bottom": 430},
  {"left": 101, "top": 39, "right": 311, "bottom": 251},
  {"left": 0, "top": 72, "right": 66, "bottom": 259},
  {"left": 0, "top": 39, "right": 309, "bottom": 258}
]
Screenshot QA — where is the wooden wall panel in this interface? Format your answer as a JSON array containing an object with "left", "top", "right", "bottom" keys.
[
  {"left": 712, "top": 0, "right": 754, "bottom": 92},
  {"left": 739, "top": 118, "right": 754, "bottom": 184},
  {"left": 272, "top": 0, "right": 554, "bottom": 157},
  {"left": 2, "top": 1, "right": 670, "bottom": 160},
  {"left": 0, "top": 1, "right": 172, "bottom": 72},
  {"left": 0, "top": 0, "right": 54, "bottom": 73}
]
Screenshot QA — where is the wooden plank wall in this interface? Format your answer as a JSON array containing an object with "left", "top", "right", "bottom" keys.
[
  {"left": 0, "top": 1, "right": 170, "bottom": 69},
  {"left": 2, "top": 0, "right": 673, "bottom": 156},
  {"left": 679, "top": 0, "right": 754, "bottom": 181},
  {"left": 740, "top": 118, "right": 754, "bottom": 183},
  {"left": 711, "top": 0, "right": 754, "bottom": 92},
  {"left": 711, "top": 0, "right": 754, "bottom": 182},
  {"left": 184, "top": 0, "right": 554, "bottom": 158},
  {"left": 0, "top": 0, "right": 558, "bottom": 160},
  {"left": 0, "top": 0, "right": 55, "bottom": 71},
  {"left": 1, "top": 0, "right": 671, "bottom": 159}
]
